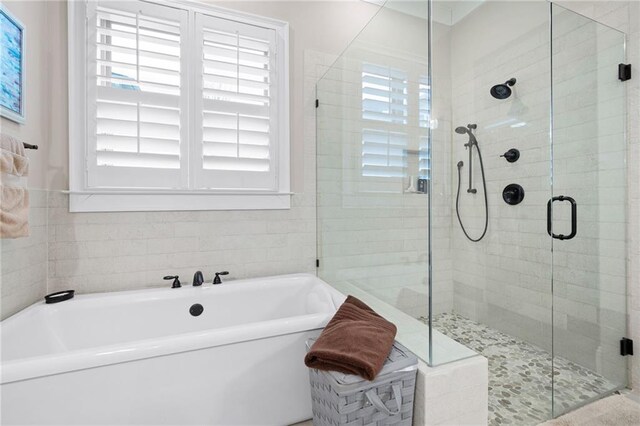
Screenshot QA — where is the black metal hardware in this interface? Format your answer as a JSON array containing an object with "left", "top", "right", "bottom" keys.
[
  {"left": 23, "top": 142, "right": 38, "bottom": 150},
  {"left": 45, "top": 290, "right": 75, "bottom": 304},
  {"left": 502, "top": 184, "right": 525, "bottom": 205},
  {"left": 316, "top": 259, "right": 320, "bottom": 268},
  {"left": 164, "top": 275, "right": 181, "bottom": 288},
  {"left": 621, "top": 338, "right": 634, "bottom": 356},
  {"left": 189, "top": 303, "right": 204, "bottom": 317},
  {"left": 192, "top": 271, "right": 204, "bottom": 286},
  {"left": 619, "top": 63, "right": 632, "bottom": 81},
  {"left": 500, "top": 149, "right": 520, "bottom": 163},
  {"left": 417, "top": 178, "right": 428, "bottom": 193},
  {"left": 315, "top": 99, "right": 319, "bottom": 108},
  {"left": 547, "top": 195, "right": 577, "bottom": 240},
  {"left": 213, "top": 271, "right": 229, "bottom": 284}
]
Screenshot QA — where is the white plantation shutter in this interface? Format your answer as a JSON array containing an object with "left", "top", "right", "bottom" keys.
[
  {"left": 361, "top": 64, "right": 409, "bottom": 178},
  {"left": 194, "top": 13, "right": 279, "bottom": 190},
  {"left": 86, "top": 1, "right": 188, "bottom": 189},
  {"left": 362, "top": 130, "right": 407, "bottom": 178},
  {"left": 362, "top": 63, "right": 408, "bottom": 124},
  {"left": 419, "top": 76, "right": 431, "bottom": 129}
]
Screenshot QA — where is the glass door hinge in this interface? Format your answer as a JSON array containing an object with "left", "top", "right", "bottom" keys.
[
  {"left": 619, "top": 63, "right": 632, "bottom": 81},
  {"left": 621, "top": 337, "right": 633, "bottom": 356}
]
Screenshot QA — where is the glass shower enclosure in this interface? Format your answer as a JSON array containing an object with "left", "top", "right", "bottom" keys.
[{"left": 316, "top": 0, "right": 628, "bottom": 423}]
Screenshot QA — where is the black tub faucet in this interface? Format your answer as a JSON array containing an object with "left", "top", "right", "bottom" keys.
[
  {"left": 213, "top": 271, "right": 229, "bottom": 285},
  {"left": 164, "top": 275, "right": 181, "bottom": 288},
  {"left": 193, "top": 271, "right": 204, "bottom": 286}
]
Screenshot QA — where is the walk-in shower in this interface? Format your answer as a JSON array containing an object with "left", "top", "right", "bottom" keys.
[{"left": 316, "top": 0, "right": 629, "bottom": 424}]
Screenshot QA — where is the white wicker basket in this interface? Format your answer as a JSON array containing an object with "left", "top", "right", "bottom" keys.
[{"left": 306, "top": 339, "right": 418, "bottom": 426}]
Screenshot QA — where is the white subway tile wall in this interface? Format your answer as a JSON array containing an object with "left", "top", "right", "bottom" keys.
[
  {"left": 1, "top": 190, "right": 48, "bottom": 319},
  {"left": 46, "top": 191, "right": 316, "bottom": 293}
]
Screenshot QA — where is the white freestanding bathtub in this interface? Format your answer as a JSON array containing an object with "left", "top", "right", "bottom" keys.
[{"left": 0, "top": 273, "right": 345, "bottom": 425}]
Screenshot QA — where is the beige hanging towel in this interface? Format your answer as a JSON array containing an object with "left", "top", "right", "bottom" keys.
[
  {"left": 1, "top": 185, "right": 30, "bottom": 238},
  {"left": 0, "top": 133, "right": 29, "bottom": 177}
]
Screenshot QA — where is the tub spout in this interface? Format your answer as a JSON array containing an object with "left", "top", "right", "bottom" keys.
[{"left": 193, "top": 271, "right": 204, "bottom": 286}]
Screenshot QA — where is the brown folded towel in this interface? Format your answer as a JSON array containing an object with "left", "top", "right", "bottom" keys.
[{"left": 304, "top": 295, "right": 397, "bottom": 381}]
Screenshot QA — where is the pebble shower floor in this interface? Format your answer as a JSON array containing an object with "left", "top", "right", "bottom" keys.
[{"left": 419, "top": 313, "right": 616, "bottom": 425}]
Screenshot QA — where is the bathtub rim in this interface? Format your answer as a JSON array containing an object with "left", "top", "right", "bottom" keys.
[{"left": 1, "top": 273, "right": 344, "bottom": 385}]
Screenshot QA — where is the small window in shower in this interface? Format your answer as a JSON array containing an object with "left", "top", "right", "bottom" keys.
[
  {"left": 361, "top": 129, "right": 408, "bottom": 178},
  {"left": 361, "top": 63, "right": 408, "bottom": 124},
  {"left": 360, "top": 64, "right": 430, "bottom": 182},
  {"left": 418, "top": 77, "right": 431, "bottom": 128},
  {"left": 418, "top": 136, "right": 430, "bottom": 180}
]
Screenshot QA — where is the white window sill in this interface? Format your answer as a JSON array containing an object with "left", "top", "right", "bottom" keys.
[{"left": 68, "top": 191, "right": 292, "bottom": 212}]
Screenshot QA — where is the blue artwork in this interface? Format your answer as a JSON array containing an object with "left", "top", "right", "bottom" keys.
[{"left": 1, "top": 6, "right": 24, "bottom": 123}]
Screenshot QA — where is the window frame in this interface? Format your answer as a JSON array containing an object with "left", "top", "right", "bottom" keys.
[{"left": 68, "top": 0, "right": 290, "bottom": 212}]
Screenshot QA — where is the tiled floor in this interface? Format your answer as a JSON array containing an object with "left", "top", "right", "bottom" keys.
[
  {"left": 427, "top": 313, "right": 618, "bottom": 426},
  {"left": 539, "top": 393, "right": 640, "bottom": 425}
]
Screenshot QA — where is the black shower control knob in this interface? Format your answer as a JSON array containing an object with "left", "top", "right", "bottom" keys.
[
  {"left": 503, "top": 184, "right": 525, "bottom": 205},
  {"left": 501, "top": 149, "right": 520, "bottom": 163}
]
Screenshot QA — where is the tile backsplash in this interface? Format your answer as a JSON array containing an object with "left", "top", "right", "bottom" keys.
[{"left": 46, "top": 191, "right": 316, "bottom": 294}]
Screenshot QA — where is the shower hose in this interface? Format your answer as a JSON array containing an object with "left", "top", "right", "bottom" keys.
[{"left": 456, "top": 143, "right": 488, "bottom": 242}]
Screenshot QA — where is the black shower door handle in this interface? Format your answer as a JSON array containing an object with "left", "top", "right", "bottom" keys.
[{"left": 547, "top": 196, "right": 577, "bottom": 240}]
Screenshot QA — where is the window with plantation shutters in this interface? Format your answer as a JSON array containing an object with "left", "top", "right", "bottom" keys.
[
  {"left": 361, "top": 64, "right": 409, "bottom": 179},
  {"left": 194, "top": 14, "right": 278, "bottom": 190},
  {"left": 362, "top": 130, "right": 407, "bottom": 178},
  {"left": 70, "top": 0, "right": 290, "bottom": 211},
  {"left": 359, "top": 63, "right": 431, "bottom": 182},
  {"left": 88, "top": 1, "right": 189, "bottom": 189},
  {"left": 362, "top": 64, "right": 408, "bottom": 124}
]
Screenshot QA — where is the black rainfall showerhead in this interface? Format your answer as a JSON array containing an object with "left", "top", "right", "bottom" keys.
[{"left": 490, "top": 78, "right": 516, "bottom": 99}]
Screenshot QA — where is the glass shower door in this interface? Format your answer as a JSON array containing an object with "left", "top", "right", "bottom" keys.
[{"left": 550, "top": 3, "right": 628, "bottom": 416}]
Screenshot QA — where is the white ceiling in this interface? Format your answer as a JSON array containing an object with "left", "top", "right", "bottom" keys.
[{"left": 362, "top": 0, "right": 485, "bottom": 25}]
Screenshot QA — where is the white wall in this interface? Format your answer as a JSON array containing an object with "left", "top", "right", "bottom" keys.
[{"left": 0, "top": 1, "right": 64, "bottom": 319}]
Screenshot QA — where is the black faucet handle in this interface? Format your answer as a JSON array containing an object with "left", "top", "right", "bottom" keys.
[
  {"left": 213, "top": 271, "right": 229, "bottom": 285},
  {"left": 501, "top": 148, "right": 520, "bottom": 163},
  {"left": 164, "top": 275, "right": 181, "bottom": 288},
  {"left": 193, "top": 271, "right": 204, "bottom": 286}
]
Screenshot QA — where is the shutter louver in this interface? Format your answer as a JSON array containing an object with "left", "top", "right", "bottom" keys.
[
  {"left": 362, "top": 130, "right": 408, "bottom": 178},
  {"left": 88, "top": 1, "right": 188, "bottom": 189},
  {"left": 419, "top": 76, "right": 431, "bottom": 128},
  {"left": 361, "top": 63, "right": 409, "bottom": 179},
  {"left": 419, "top": 136, "right": 430, "bottom": 179},
  {"left": 362, "top": 64, "right": 408, "bottom": 124},
  {"left": 195, "top": 14, "right": 278, "bottom": 190}
]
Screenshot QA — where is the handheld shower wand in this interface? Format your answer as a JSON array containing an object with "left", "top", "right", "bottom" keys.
[
  {"left": 455, "top": 123, "right": 488, "bottom": 242},
  {"left": 455, "top": 124, "right": 478, "bottom": 193}
]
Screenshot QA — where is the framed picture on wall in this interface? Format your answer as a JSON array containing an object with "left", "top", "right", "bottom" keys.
[{"left": 0, "top": 5, "right": 25, "bottom": 124}]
